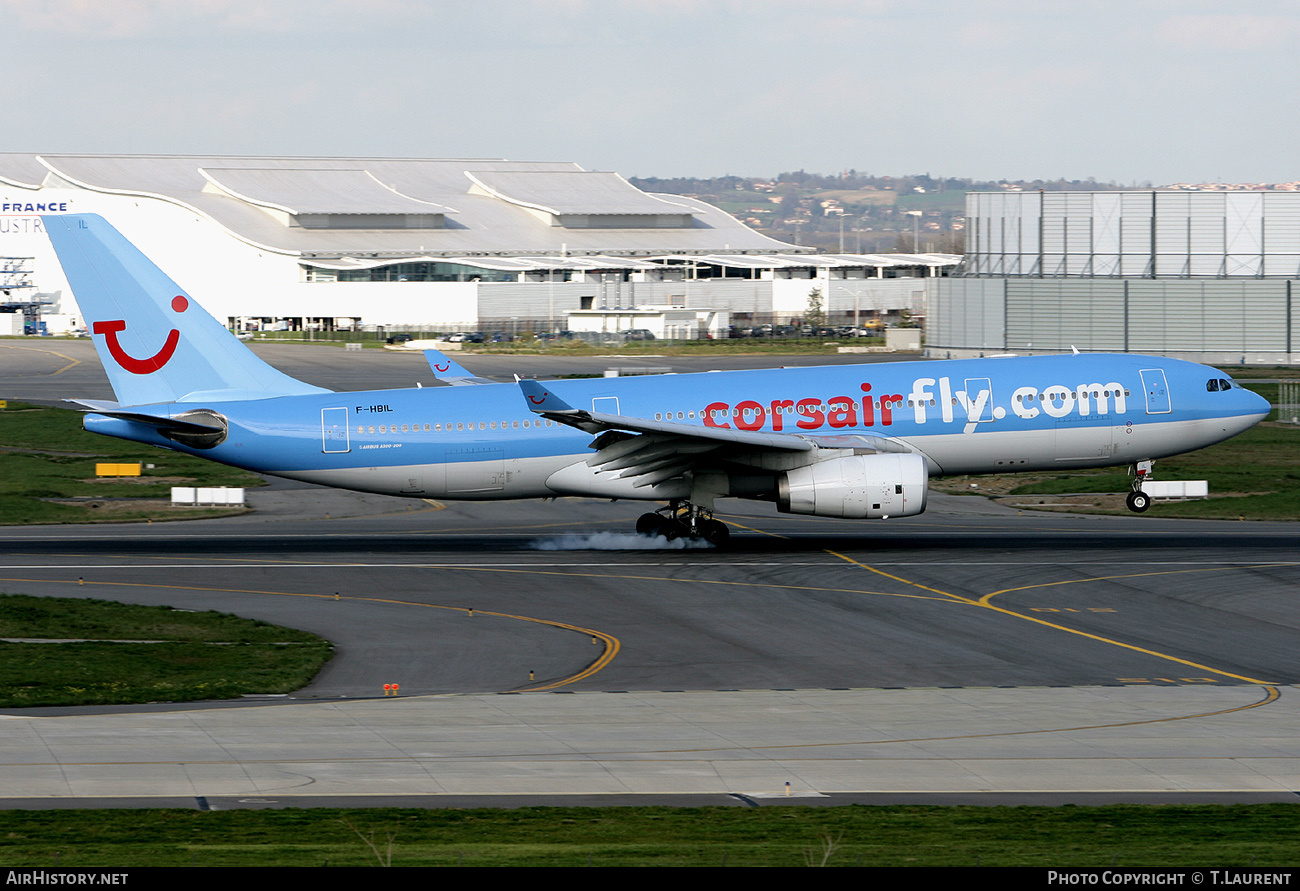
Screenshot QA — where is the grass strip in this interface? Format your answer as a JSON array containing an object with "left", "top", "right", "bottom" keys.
[
  {"left": 0, "top": 402, "right": 262, "bottom": 525},
  {"left": 0, "top": 595, "right": 331, "bottom": 707},
  {"left": 935, "top": 378, "right": 1300, "bottom": 520},
  {"left": 0, "top": 805, "right": 1295, "bottom": 866}
]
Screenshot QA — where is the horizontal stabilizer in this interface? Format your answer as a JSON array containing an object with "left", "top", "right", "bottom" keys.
[{"left": 66, "top": 399, "right": 223, "bottom": 434}]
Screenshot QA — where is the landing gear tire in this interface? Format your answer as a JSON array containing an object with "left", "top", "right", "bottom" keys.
[
  {"left": 635, "top": 501, "right": 731, "bottom": 546},
  {"left": 636, "top": 513, "right": 663, "bottom": 536},
  {"left": 1126, "top": 491, "right": 1151, "bottom": 513},
  {"left": 699, "top": 518, "right": 730, "bottom": 546},
  {"left": 659, "top": 519, "right": 688, "bottom": 541}
]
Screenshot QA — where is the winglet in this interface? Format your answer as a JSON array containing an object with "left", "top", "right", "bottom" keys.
[
  {"left": 518, "top": 379, "right": 577, "bottom": 414},
  {"left": 423, "top": 349, "right": 493, "bottom": 384}
]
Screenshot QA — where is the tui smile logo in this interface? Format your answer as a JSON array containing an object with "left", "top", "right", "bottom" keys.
[
  {"left": 92, "top": 295, "right": 188, "bottom": 374},
  {"left": 434, "top": 362, "right": 451, "bottom": 372}
]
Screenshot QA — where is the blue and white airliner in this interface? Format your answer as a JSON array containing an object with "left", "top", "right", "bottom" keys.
[{"left": 44, "top": 214, "right": 1270, "bottom": 544}]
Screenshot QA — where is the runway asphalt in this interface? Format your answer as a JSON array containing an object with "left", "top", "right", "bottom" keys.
[{"left": 0, "top": 338, "right": 1297, "bottom": 806}]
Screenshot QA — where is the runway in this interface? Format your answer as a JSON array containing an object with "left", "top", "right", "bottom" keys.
[
  {"left": 1, "top": 340, "right": 1298, "bottom": 805},
  {"left": 1, "top": 487, "right": 1298, "bottom": 805}
]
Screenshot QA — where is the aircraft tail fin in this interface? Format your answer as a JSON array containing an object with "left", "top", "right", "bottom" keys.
[{"left": 43, "top": 214, "right": 328, "bottom": 407}]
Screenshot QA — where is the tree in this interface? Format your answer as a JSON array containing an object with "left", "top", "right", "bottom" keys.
[{"left": 805, "top": 287, "right": 826, "bottom": 330}]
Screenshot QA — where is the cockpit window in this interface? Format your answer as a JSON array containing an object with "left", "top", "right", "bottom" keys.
[
  {"left": 1207, "top": 378, "right": 1221, "bottom": 392},
  {"left": 1219, "top": 378, "right": 1234, "bottom": 390}
]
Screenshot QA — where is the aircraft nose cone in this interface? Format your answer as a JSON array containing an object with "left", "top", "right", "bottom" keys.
[{"left": 1231, "top": 387, "right": 1272, "bottom": 427}]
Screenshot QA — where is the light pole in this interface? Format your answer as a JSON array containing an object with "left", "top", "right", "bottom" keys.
[
  {"left": 835, "top": 285, "right": 860, "bottom": 330},
  {"left": 905, "top": 211, "right": 922, "bottom": 253}
]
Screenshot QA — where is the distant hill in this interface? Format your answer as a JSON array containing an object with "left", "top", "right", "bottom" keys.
[{"left": 630, "top": 171, "right": 1142, "bottom": 254}]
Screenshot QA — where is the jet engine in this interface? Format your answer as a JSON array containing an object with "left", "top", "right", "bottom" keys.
[{"left": 777, "top": 453, "right": 929, "bottom": 519}]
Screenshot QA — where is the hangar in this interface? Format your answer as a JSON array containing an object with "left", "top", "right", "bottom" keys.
[
  {"left": 929, "top": 189, "right": 1300, "bottom": 364},
  {"left": 0, "top": 154, "right": 954, "bottom": 335}
]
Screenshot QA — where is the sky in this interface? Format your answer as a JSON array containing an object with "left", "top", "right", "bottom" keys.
[{"left": 4, "top": 0, "right": 1298, "bottom": 185}]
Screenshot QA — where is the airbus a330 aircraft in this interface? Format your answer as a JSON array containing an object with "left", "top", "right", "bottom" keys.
[{"left": 44, "top": 214, "right": 1269, "bottom": 545}]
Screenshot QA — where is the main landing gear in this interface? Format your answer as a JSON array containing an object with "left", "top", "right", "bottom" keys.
[
  {"left": 636, "top": 500, "right": 731, "bottom": 546},
  {"left": 1126, "top": 460, "right": 1154, "bottom": 513}
]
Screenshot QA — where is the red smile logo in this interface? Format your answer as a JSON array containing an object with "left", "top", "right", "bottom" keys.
[
  {"left": 434, "top": 362, "right": 451, "bottom": 372},
  {"left": 92, "top": 295, "right": 187, "bottom": 375},
  {"left": 528, "top": 393, "right": 548, "bottom": 405}
]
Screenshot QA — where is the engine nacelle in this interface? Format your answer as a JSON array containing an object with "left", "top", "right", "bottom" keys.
[{"left": 777, "top": 453, "right": 929, "bottom": 519}]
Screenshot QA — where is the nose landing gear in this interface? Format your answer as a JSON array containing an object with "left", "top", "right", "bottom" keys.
[
  {"left": 1125, "top": 490, "right": 1151, "bottom": 513},
  {"left": 1126, "top": 460, "right": 1154, "bottom": 513},
  {"left": 635, "top": 500, "right": 730, "bottom": 546}
]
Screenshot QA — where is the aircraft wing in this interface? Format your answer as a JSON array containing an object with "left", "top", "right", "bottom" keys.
[
  {"left": 517, "top": 379, "right": 918, "bottom": 488},
  {"left": 424, "top": 350, "right": 495, "bottom": 385},
  {"left": 517, "top": 379, "right": 814, "bottom": 450}
]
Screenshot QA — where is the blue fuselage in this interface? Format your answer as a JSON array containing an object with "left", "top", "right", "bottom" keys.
[{"left": 84, "top": 353, "right": 1269, "bottom": 501}]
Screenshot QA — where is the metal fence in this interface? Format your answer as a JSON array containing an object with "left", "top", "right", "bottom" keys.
[{"left": 1279, "top": 381, "right": 1300, "bottom": 424}]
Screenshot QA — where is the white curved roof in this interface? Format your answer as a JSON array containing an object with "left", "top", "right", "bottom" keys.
[
  {"left": 465, "top": 170, "right": 688, "bottom": 216},
  {"left": 0, "top": 153, "right": 801, "bottom": 259},
  {"left": 198, "top": 167, "right": 456, "bottom": 216}
]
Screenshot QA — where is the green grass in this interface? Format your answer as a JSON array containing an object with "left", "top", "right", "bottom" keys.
[
  {"left": 0, "top": 804, "right": 1296, "bottom": 866},
  {"left": 937, "top": 378, "right": 1300, "bottom": 520},
  {"left": 941, "top": 425, "right": 1300, "bottom": 521},
  {"left": 1007, "top": 421, "right": 1300, "bottom": 519},
  {"left": 0, "top": 403, "right": 262, "bottom": 525},
  {"left": 0, "top": 594, "right": 331, "bottom": 707}
]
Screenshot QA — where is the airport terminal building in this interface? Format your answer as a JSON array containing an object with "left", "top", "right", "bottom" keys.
[
  {"left": 0, "top": 154, "right": 954, "bottom": 336},
  {"left": 929, "top": 189, "right": 1300, "bottom": 364}
]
